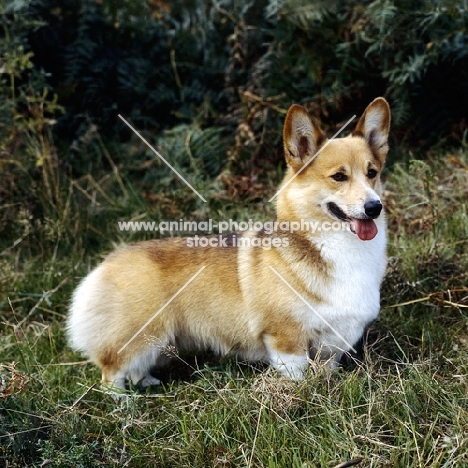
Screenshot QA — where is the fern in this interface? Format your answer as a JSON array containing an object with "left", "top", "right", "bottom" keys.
[
  {"left": 278, "top": 0, "right": 341, "bottom": 29},
  {"left": 5, "top": 0, "right": 468, "bottom": 173}
]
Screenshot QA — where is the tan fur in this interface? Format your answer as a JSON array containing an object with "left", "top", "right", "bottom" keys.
[{"left": 67, "top": 98, "right": 391, "bottom": 389}]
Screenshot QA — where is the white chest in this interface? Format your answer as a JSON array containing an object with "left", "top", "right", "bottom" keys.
[{"left": 299, "top": 228, "right": 387, "bottom": 349}]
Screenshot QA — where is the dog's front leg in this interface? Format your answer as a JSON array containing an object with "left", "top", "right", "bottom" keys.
[
  {"left": 310, "top": 346, "right": 344, "bottom": 367},
  {"left": 263, "top": 334, "right": 309, "bottom": 379},
  {"left": 269, "top": 351, "right": 309, "bottom": 379}
]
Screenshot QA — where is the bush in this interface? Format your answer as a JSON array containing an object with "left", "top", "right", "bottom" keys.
[{"left": 1, "top": 0, "right": 467, "bottom": 198}]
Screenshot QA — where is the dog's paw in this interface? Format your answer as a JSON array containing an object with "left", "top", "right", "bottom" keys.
[
  {"left": 140, "top": 375, "right": 161, "bottom": 387},
  {"left": 269, "top": 352, "right": 309, "bottom": 380}
]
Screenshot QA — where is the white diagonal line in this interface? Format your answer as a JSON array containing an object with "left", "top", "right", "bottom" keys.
[
  {"left": 117, "top": 266, "right": 206, "bottom": 354},
  {"left": 268, "top": 266, "right": 357, "bottom": 353},
  {"left": 268, "top": 114, "right": 356, "bottom": 202},
  {"left": 118, "top": 114, "right": 207, "bottom": 203}
]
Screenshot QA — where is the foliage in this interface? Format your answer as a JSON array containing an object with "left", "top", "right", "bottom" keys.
[
  {"left": 3, "top": 0, "right": 468, "bottom": 170},
  {"left": 25, "top": 0, "right": 254, "bottom": 140},
  {"left": 255, "top": 0, "right": 468, "bottom": 147},
  {"left": 0, "top": 0, "right": 65, "bottom": 238}
]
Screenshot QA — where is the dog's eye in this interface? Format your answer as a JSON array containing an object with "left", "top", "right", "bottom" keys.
[
  {"left": 331, "top": 172, "right": 348, "bottom": 182},
  {"left": 367, "top": 169, "right": 378, "bottom": 179}
]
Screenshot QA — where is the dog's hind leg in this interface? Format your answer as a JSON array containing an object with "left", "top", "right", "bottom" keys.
[{"left": 129, "top": 369, "right": 161, "bottom": 388}]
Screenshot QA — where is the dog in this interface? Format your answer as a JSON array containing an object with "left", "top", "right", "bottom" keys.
[{"left": 67, "top": 98, "right": 390, "bottom": 390}]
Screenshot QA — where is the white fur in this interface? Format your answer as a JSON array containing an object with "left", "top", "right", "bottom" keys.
[
  {"left": 306, "top": 215, "right": 386, "bottom": 354},
  {"left": 266, "top": 349, "right": 310, "bottom": 380},
  {"left": 67, "top": 266, "right": 107, "bottom": 355}
]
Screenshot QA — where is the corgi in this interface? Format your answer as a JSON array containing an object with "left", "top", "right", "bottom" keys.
[{"left": 67, "top": 98, "right": 390, "bottom": 390}]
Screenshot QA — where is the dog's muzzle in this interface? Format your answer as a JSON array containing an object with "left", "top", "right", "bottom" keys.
[
  {"left": 327, "top": 201, "right": 382, "bottom": 241},
  {"left": 327, "top": 202, "right": 348, "bottom": 221}
]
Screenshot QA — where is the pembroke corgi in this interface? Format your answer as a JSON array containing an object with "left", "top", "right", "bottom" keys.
[{"left": 67, "top": 98, "right": 390, "bottom": 390}]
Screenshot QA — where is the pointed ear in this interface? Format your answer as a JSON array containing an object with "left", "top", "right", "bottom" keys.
[
  {"left": 283, "top": 104, "right": 326, "bottom": 171},
  {"left": 353, "top": 97, "right": 391, "bottom": 163}
]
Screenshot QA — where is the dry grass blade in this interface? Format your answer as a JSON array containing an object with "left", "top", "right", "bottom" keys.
[{"left": 0, "top": 363, "right": 28, "bottom": 398}]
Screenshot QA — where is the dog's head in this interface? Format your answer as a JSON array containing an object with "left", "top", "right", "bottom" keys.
[{"left": 278, "top": 98, "right": 391, "bottom": 241}]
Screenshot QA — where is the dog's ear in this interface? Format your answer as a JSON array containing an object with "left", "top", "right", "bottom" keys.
[
  {"left": 354, "top": 97, "right": 391, "bottom": 163},
  {"left": 283, "top": 105, "right": 326, "bottom": 171}
]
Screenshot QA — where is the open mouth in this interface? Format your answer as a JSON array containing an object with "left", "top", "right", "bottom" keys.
[{"left": 327, "top": 202, "right": 378, "bottom": 241}]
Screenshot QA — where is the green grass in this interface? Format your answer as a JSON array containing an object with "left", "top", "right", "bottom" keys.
[{"left": 1, "top": 142, "right": 468, "bottom": 467}]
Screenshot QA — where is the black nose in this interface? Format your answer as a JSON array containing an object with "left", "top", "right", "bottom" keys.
[{"left": 364, "top": 200, "right": 382, "bottom": 218}]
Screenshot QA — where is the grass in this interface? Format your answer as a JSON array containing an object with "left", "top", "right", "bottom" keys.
[{"left": 1, "top": 132, "right": 468, "bottom": 467}]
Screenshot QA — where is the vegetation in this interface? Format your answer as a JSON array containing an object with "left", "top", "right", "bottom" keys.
[{"left": 1, "top": 0, "right": 467, "bottom": 466}]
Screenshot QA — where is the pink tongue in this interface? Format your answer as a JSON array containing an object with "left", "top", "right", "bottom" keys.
[{"left": 350, "top": 219, "right": 378, "bottom": 241}]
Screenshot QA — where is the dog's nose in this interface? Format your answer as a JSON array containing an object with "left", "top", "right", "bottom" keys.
[{"left": 364, "top": 200, "right": 382, "bottom": 218}]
